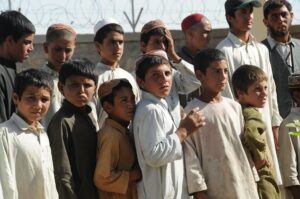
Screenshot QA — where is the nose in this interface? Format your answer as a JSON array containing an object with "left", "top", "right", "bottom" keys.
[
  {"left": 34, "top": 99, "right": 43, "bottom": 109},
  {"left": 29, "top": 43, "right": 34, "bottom": 52}
]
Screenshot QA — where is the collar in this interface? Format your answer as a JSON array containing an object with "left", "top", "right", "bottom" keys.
[
  {"left": 104, "top": 118, "right": 128, "bottom": 135},
  {"left": 11, "top": 113, "right": 44, "bottom": 133},
  {"left": 62, "top": 99, "right": 92, "bottom": 114},
  {"left": 227, "top": 32, "right": 256, "bottom": 48},
  {"left": 0, "top": 56, "right": 16, "bottom": 70},
  {"left": 290, "top": 107, "right": 300, "bottom": 113},
  {"left": 96, "top": 61, "right": 120, "bottom": 70},
  {"left": 267, "top": 35, "right": 294, "bottom": 50},
  {"left": 141, "top": 91, "right": 169, "bottom": 109}
]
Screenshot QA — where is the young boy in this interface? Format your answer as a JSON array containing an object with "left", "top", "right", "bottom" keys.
[
  {"left": 232, "top": 64, "right": 280, "bottom": 199},
  {"left": 94, "top": 78, "right": 141, "bottom": 199},
  {"left": 0, "top": 69, "right": 58, "bottom": 199},
  {"left": 183, "top": 49, "right": 259, "bottom": 199},
  {"left": 139, "top": 19, "right": 200, "bottom": 129},
  {"left": 47, "top": 59, "right": 99, "bottom": 199},
  {"left": 0, "top": 10, "right": 35, "bottom": 123},
  {"left": 41, "top": 23, "right": 77, "bottom": 128},
  {"left": 279, "top": 73, "right": 300, "bottom": 199},
  {"left": 93, "top": 18, "right": 140, "bottom": 128},
  {"left": 216, "top": 0, "right": 282, "bottom": 186},
  {"left": 133, "top": 50, "right": 205, "bottom": 199}
]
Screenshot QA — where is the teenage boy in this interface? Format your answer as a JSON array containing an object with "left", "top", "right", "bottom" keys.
[
  {"left": 94, "top": 79, "right": 141, "bottom": 199},
  {"left": 140, "top": 19, "right": 200, "bottom": 127},
  {"left": 133, "top": 50, "right": 205, "bottom": 199},
  {"left": 279, "top": 73, "right": 300, "bottom": 199},
  {"left": 93, "top": 18, "right": 140, "bottom": 128},
  {"left": 0, "top": 10, "right": 35, "bottom": 123},
  {"left": 47, "top": 60, "right": 98, "bottom": 199},
  {"left": 178, "top": 13, "right": 212, "bottom": 107},
  {"left": 216, "top": 0, "right": 282, "bottom": 185},
  {"left": 0, "top": 69, "right": 58, "bottom": 199},
  {"left": 262, "top": 0, "right": 300, "bottom": 118},
  {"left": 41, "top": 23, "right": 77, "bottom": 128},
  {"left": 184, "top": 49, "right": 259, "bottom": 199},
  {"left": 232, "top": 65, "right": 280, "bottom": 199}
]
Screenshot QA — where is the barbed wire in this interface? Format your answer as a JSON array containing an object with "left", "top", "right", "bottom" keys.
[{"left": 1, "top": 0, "right": 300, "bottom": 34}]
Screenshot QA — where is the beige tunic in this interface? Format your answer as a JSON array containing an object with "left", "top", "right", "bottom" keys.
[{"left": 94, "top": 118, "right": 138, "bottom": 199}]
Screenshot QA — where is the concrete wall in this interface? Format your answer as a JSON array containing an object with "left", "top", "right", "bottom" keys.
[{"left": 19, "top": 25, "right": 300, "bottom": 72}]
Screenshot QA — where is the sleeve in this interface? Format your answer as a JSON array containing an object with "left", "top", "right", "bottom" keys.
[
  {"left": 172, "top": 60, "right": 200, "bottom": 94},
  {"left": 183, "top": 138, "right": 207, "bottom": 194},
  {"left": 135, "top": 108, "right": 182, "bottom": 167},
  {"left": 0, "top": 128, "right": 17, "bottom": 199},
  {"left": 94, "top": 130, "right": 130, "bottom": 194},
  {"left": 0, "top": 78, "right": 8, "bottom": 123},
  {"left": 264, "top": 48, "right": 282, "bottom": 126},
  {"left": 47, "top": 120, "right": 77, "bottom": 199},
  {"left": 278, "top": 119, "right": 300, "bottom": 187}
]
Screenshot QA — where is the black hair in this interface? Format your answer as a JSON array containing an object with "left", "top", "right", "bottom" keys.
[
  {"left": 14, "top": 68, "right": 53, "bottom": 97},
  {"left": 100, "top": 80, "right": 133, "bottom": 106},
  {"left": 193, "top": 48, "right": 226, "bottom": 74},
  {"left": 263, "top": 0, "right": 292, "bottom": 18},
  {"left": 94, "top": 23, "right": 124, "bottom": 43},
  {"left": 135, "top": 55, "right": 170, "bottom": 80},
  {"left": 0, "top": 10, "right": 35, "bottom": 44},
  {"left": 232, "top": 64, "right": 268, "bottom": 98},
  {"left": 59, "top": 59, "right": 98, "bottom": 85},
  {"left": 140, "top": 27, "right": 166, "bottom": 44}
]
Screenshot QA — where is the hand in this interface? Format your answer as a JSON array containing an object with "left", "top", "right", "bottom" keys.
[
  {"left": 164, "top": 29, "right": 181, "bottom": 63},
  {"left": 176, "top": 107, "right": 205, "bottom": 142},
  {"left": 129, "top": 169, "right": 142, "bottom": 182}
]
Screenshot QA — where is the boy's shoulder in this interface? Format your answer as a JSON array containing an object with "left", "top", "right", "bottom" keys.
[
  {"left": 281, "top": 108, "right": 300, "bottom": 126},
  {"left": 185, "top": 97, "right": 240, "bottom": 112}
]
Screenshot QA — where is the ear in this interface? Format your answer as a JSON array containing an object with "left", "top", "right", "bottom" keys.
[
  {"left": 195, "top": 70, "right": 204, "bottom": 81},
  {"left": 103, "top": 101, "right": 113, "bottom": 114},
  {"left": 95, "top": 41, "right": 102, "bottom": 55},
  {"left": 140, "top": 41, "right": 147, "bottom": 53},
  {"left": 290, "top": 11, "right": 294, "bottom": 21},
  {"left": 58, "top": 82, "right": 64, "bottom": 95},
  {"left": 236, "top": 89, "right": 245, "bottom": 99},
  {"left": 43, "top": 42, "right": 49, "bottom": 54},
  {"left": 136, "top": 77, "right": 145, "bottom": 89},
  {"left": 226, "top": 15, "right": 234, "bottom": 25},
  {"left": 263, "top": 18, "right": 268, "bottom": 26},
  {"left": 12, "top": 92, "right": 19, "bottom": 106}
]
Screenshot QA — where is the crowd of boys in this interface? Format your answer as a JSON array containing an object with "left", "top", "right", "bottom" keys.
[{"left": 1, "top": 0, "right": 300, "bottom": 199}]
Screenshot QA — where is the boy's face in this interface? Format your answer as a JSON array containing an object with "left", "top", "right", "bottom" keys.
[
  {"left": 59, "top": 75, "right": 96, "bottom": 107},
  {"left": 188, "top": 20, "right": 212, "bottom": 50},
  {"left": 227, "top": 6, "right": 254, "bottom": 33},
  {"left": 95, "top": 31, "right": 124, "bottom": 66},
  {"left": 8, "top": 33, "right": 34, "bottom": 62},
  {"left": 13, "top": 85, "right": 51, "bottom": 127},
  {"left": 238, "top": 80, "right": 268, "bottom": 108},
  {"left": 196, "top": 60, "right": 228, "bottom": 94},
  {"left": 43, "top": 37, "right": 76, "bottom": 72},
  {"left": 138, "top": 64, "right": 172, "bottom": 98},
  {"left": 140, "top": 35, "right": 167, "bottom": 53},
  {"left": 104, "top": 87, "right": 135, "bottom": 125},
  {"left": 263, "top": 5, "right": 293, "bottom": 37}
]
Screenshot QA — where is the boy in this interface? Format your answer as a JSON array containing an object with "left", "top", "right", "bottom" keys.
[
  {"left": 140, "top": 19, "right": 200, "bottom": 127},
  {"left": 0, "top": 10, "right": 35, "bottom": 123},
  {"left": 0, "top": 69, "right": 58, "bottom": 199},
  {"left": 47, "top": 59, "right": 98, "bottom": 199},
  {"left": 93, "top": 18, "right": 140, "bottom": 128},
  {"left": 133, "top": 50, "right": 205, "bottom": 199},
  {"left": 41, "top": 23, "right": 77, "bottom": 128},
  {"left": 216, "top": 0, "right": 282, "bottom": 186},
  {"left": 184, "top": 49, "right": 259, "bottom": 199},
  {"left": 94, "top": 78, "right": 141, "bottom": 199},
  {"left": 278, "top": 73, "right": 300, "bottom": 199},
  {"left": 232, "top": 64, "right": 280, "bottom": 199}
]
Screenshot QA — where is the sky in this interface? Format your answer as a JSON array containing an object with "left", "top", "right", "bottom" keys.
[{"left": 1, "top": 0, "right": 300, "bottom": 34}]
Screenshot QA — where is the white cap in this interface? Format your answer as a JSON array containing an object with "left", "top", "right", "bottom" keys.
[{"left": 94, "top": 18, "right": 119, "bottom": 34}]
